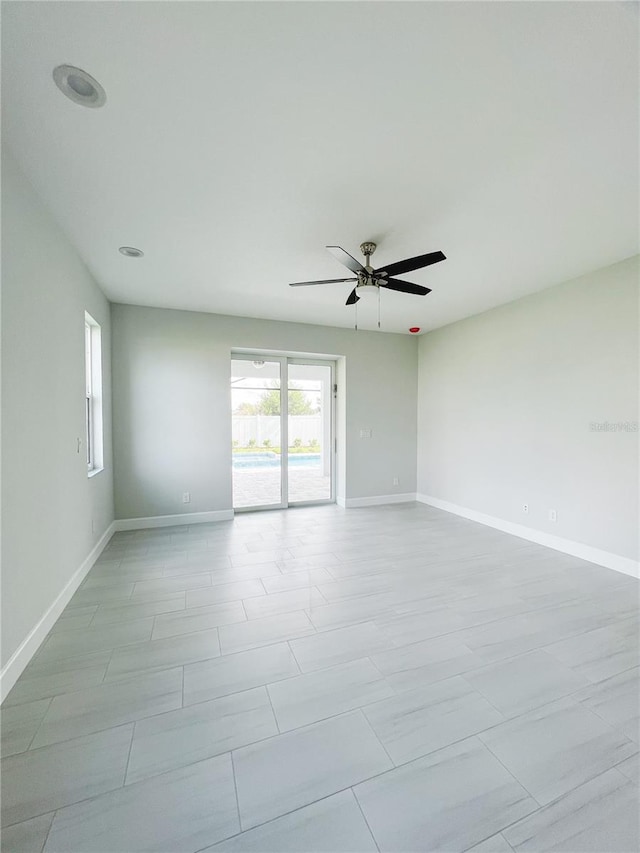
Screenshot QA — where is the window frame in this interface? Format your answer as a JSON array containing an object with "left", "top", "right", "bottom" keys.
[{"left": 84, "top": 312, "right": 104, "bottom": 476}]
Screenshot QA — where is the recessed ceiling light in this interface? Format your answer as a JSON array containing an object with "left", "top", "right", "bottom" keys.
[
  {"left": 118, "top": 246, "right": 144, "bottom": 258},
  {"left": 53, "top": 65, "right": 106, "bottom": 108}
]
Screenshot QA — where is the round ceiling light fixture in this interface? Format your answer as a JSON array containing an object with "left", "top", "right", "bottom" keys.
[
  {"left": 357, "top": 283, "right": 379, "bottom": 297},
  {"left": 118, "top": 246, "right": 144, "bottom": 258},
  {"left": 53, "top": 65, "right": 106, "bottom": 108}
]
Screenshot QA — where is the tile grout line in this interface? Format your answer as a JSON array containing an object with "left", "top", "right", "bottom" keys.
[
  {"left": 285, "top": 639, "right": 303, "bottom": 675},
  {"left": 12, "top": 655, "right": 633, "bottom": 762},
  {"left": 229, "top": 750, "right": 242, "bottom": 834},
  {"left": 370, "top": 614, "right": 638, "bottom": 685},
  {"left": 193, "top": 768, "right": 403, "bottom": 850},
  {"left": 2, "top": 729, "right": 140, "bottom": 830},
  {"left": 264, "top": 683, "right": 281, "bottom": 733},
  {"left": 239, "top": 598, "right": 249, "bottom": 622},
  {"left": 23, "top": 697, "right": 54, "bottom": 752},
  {"left": 460, "top": 829, "right": 515, "bottom": 853},
  {"left": 39, "top": 811, "right": 56, "bottom": 853},
  {"left": 350, "top": 787, "right": 381, "bottom": 852},
  {"left": 24, "top": 699, "right": 185, "bottom": 754},
  {"left": 469, "top": 761, "right": 640, "bottom": 848},
  {"left": 356, "top": 707, "right": 396, "bottom": 769},
  {"left": 475, "top": 731, "right": 545, "bottom": 808},
  {"left": 122, "top": 721, "right": 137, "bottom": 787}
]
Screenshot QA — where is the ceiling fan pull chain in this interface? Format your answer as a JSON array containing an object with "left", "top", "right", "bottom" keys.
[
  {"left": 378, "top": 288, "right": 381, "bottom": 329},
  {"left": 355, "top": 300, "right": 358, "bottom": 332}
]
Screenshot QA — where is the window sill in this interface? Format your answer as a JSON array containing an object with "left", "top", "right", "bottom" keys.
[{"left": 87, "top": 466, "right": 104, "bottom": 479}]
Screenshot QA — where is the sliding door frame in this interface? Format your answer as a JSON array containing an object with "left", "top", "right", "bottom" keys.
[
  {"left": 231, "top": 354, "right": 335, "bottom": 512},
  {"left": 287, "top": 358, "right": 336, "bottom": 508}
]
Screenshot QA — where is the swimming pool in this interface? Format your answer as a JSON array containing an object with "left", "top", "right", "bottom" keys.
[{"left": 232, "top": 452, "right": 321, "bottom": 470}]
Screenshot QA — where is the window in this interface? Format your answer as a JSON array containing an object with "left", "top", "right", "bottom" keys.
[{"left": 85, "top": 312, "right": 103, "bottom": 475}]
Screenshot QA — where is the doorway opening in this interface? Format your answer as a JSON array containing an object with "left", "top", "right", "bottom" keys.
[{"left": 231, "top": 356, "right": 335, "bottom": 511}]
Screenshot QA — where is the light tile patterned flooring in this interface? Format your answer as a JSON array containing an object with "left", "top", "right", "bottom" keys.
[{"left": 1, "top": 503, "right": 638, "bottom": 852}]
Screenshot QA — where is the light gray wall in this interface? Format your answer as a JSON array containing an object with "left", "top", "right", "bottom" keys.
[
  {"left": 417, "top": 255, "right": 639, "bottom": 561},
  {"left": 111, "top": 304, "right": 418, "bottom": 518},
  {"left": 1, "top": 149, "right": 114, "bottom": 669}
]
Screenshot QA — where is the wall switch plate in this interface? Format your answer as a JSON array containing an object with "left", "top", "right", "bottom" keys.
[
  {"left": 548, "top": 509, "right": 557, "bottom": 522},
  {"left": 523, "top": 504, "right": 529, "bottom": 514},
  {"left": 182, "top": 492, "right": 191, "bottom": 503},
  {"left": 393, "top": 477, "right": 399, "bottom": 486},
  {"left": 359, "top": 428, "right": 372, "bottom": 439}
]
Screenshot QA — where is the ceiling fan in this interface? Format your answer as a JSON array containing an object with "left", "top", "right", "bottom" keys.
[{"left": 289, "top": 242, "right": 446, "bottom": 305}]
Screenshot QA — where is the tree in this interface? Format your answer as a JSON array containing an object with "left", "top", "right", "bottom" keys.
[
  {"left": 288, "top": 388, "right": 318, "bottom": 415},
  {"left": 255, "top": 389, "right": 280, "bottom": 416},
  {"left": 233, "top": 383, "right": 318, "bottom": 416},
  {"left": 234, "top": 401, "right": 257, "bottom": 415}
]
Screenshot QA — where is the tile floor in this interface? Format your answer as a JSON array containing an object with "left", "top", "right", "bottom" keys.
[{"left": 1, "top": 502, "right": 638, "bottom": 853}]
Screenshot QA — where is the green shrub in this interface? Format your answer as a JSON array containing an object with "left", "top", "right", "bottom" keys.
[
  {"left": 263, "top": 439, "right": 271, "bottom": 448},
  {"left": 248, "top": 438, "right": 256, "bottom": 447},
  {"left": 293, "top": 437, "right": 302, "bottom": 448}
]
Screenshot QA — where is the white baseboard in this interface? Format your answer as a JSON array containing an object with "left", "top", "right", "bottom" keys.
[
  {"left": 114, "top": 509, "right": 234, "bottom": 532},
  {"left": 0, "top": 522, "right": 116, "bottom": 703},
  {"left": 336, "top": 496, "right": 346, "bottom": 508},
  {"left": 342, "top": 493, "right": 417, "bottom": 509},
  {"left": 416, "top": 493, "right": 639, "bottom": 579}
]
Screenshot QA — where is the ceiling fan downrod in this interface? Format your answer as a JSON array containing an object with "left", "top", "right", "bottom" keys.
[
  {"left": 360, "top": 241, "right": 377, "bottom": 271},
  {"left": 357, "top": 241, "right": 382, "bottom": 292}
]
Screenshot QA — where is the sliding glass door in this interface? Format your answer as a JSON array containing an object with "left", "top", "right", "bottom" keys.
[
  {"left": 287, "top": 362, "right": 332, "bottom": 503},
  {"left": 231, "top": 358, "right": 283, "bottom": 509},
  {"left": 231, "top": 356, "right": 334, "bottom": 511}
]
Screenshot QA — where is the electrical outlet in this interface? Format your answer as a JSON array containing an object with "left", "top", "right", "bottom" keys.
[
  {"left": 523, "top": 504, "right": 529, "bottom": 514},
  {"left": 182, "top": 492, "right": 191, "bottom": 504},
  {"left": 548, "top": 509, "right": 557, "bottom": 522},
  {"left": 393, "top": 477, "right": 399, "bottom": 486}
]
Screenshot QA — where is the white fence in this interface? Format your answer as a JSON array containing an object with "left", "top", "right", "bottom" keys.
[{"left": 232, "top": 415, "right": 321, "bottom": 447}]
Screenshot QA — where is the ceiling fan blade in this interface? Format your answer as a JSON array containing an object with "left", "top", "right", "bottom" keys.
[
  {"left": 345, "top": 287, "right": 360, "bottom": 305},
  {"left": 326, "top": 246, "right": 366, "bottom": 274},
  {"left": 376, "top": 250, "right": 446, "bottom": 278},
  {"left": 381, "top": 278, "right": 432, "bottom": 296},
  {"left": 289, "top": 277, "right": 357, "bottom": 287}
]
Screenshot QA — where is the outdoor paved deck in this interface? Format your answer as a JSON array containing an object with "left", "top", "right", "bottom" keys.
[{"left": 233, "top": 467, "right": 331, "bottom": 507}]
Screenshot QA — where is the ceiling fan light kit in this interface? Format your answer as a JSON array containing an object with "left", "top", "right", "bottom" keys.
[
  {"left": 289, "top": 240, "right": 446, "bottom": 330},
  {"left": 355, "top": 282, "right": 379, "bottom": 297}
]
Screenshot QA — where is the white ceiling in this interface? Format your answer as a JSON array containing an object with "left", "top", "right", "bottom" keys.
[{"left": 2, "top": 1, "right": 638, "bottom": 334}]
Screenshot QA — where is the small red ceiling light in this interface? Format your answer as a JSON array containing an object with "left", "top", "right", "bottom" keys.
[{"left": 409, "top": 327, "right": 420, "bottom": 334}]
